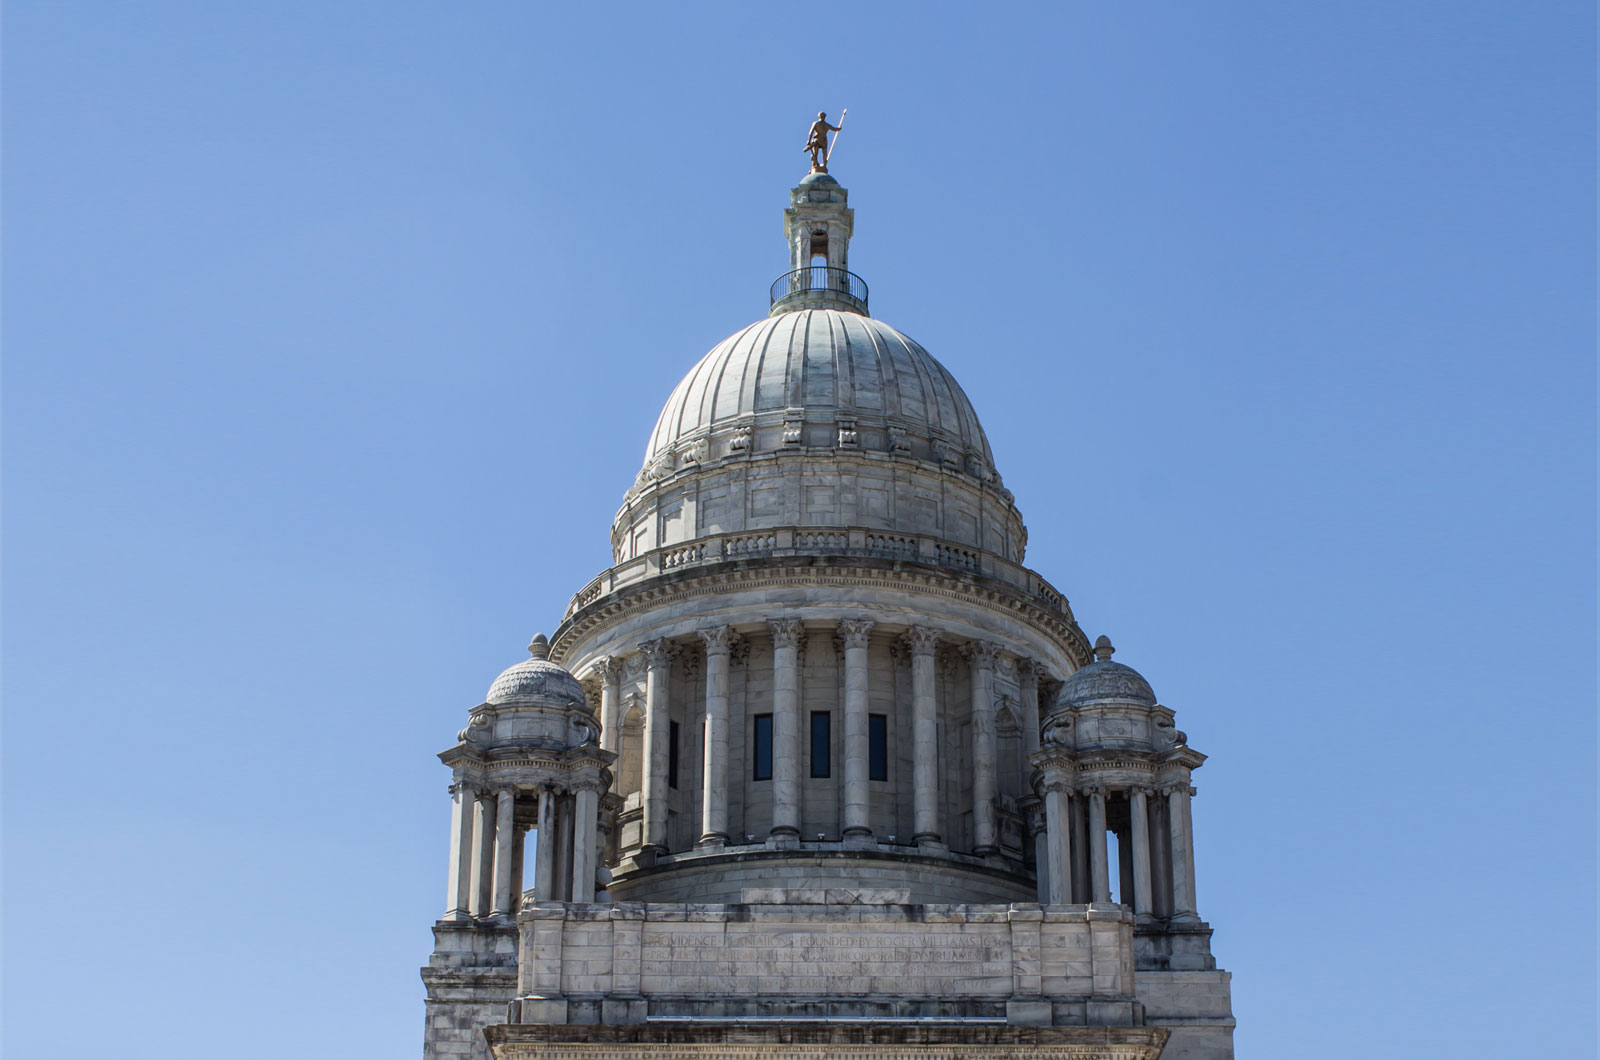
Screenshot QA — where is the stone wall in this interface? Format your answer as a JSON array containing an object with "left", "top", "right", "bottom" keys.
[
  {"left": 510, "top": 898, "right": 1142, "bottom": 1028},
  {"left": 423, "top": 922, "right": 519, "bottom": 1060}
]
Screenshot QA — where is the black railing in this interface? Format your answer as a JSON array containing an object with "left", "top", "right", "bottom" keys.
[{"left": 769, "top": 266, "right": 869, "bottom": 313}]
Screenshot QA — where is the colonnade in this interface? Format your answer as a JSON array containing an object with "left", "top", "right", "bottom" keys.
[
  {"left": 596, "top": 622, "right": 1046, "bottom": 856},
  {"left": 443, "top": 780, "right": 603, "bottom": 920},
  {"left": 1037, "top": 780, "right": 1199, "bottom": 920}
]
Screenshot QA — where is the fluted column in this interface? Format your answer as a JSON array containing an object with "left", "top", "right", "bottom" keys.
[
  {"left": 1017, "top": 659, "right": 1043, "bottom": 757},
  {"left": 1087, "top": 786, "right": 1111, "bottom": 902},
  {"left": 444, "top": 780, "right": 477, "bottom": 920},
  {"left": 698, "top": 626, "right": 734, "bottom": 846},
  {"left": 1168, "top": 782, "right": 1199, "bottom": 920},
  {"left": 471, "top": 790, "right": 497, "bottom": 916},
  {"left": 839, "top": 619, "right": 875, "bottom": 838},
  {"left": 1129, "top": 787, "right": 1154, "bottom": 917},
  {"left": 597, "top": 656, "right": 625, "bottom": 778},
  {"left": 1042, "top": 781, "right": 1073, "bottom": 904},
  {"left": 768, "top": 619, "right": 805, "bottom": 838},
  {"left": 570, "top": 785, "right": 600, "bottom": 902},
  {"left": 906, "top": 627, "right": 942, "bottom": 846},
  {"left": 533, "top": 785, "right": 557, "bottom": 899},
  {"left": 640, "top": 638, "right": 674, "bottom": 853},
  {"left": 491, "top": 788, "right": 517, "bottom": 916},
  {"left": 968, "top": 641, "right": 1001, "bottom": 855}
]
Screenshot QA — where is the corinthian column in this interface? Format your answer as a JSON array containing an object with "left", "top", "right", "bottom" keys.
[
  {"left": 597, "top": 656, "right": 625, "bottom": 771},
  {"left": 491, "top": 787, "right": 516, "bottom": 917},
  {"left": 1168, "top": 783, "right": 1199, "bottom": 920},
  {"left": 1129, "top": 787, "right": 1154, "bottom": 917},
  {"left": 698, "top": 626, "right": 734, "bottom": 846},
  {"left": 570, "top": 783, "right": 601, "bottom": 902},
  {"left": 838, "top": 619, "right": 875, "bottom": 838},
  {"left": 968, "top": 641, "right": 1001, "bottom": 855},
  {"left": 444, "top": 780, "right": 477, "bottom": 920},
  {"left": 640, "top": 638, "right": 674, "bottom": 853},
  {"left": 1042, "top": 779, "right": 1074, "bottom": 904},
  {"left": 1088, "top": 786, "right": 1111, "bottom": 902},
  {"left": 906, "top": 627, "right": 942, "bottom": 846},
  {"left": 471, "top": 790, "right": 497, "bottom": 916},
  {"left": 1017, "top": 659, "right": 1043, "bottom": 757},
  {"left": 768, "top": 619, "right": 805, "bottom": 838},
  {"left": 533, "top": 785, "right": 557, "bottom": 899}
]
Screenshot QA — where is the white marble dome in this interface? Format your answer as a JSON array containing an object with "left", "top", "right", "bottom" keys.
[
  {"left": 485, "top": 635, "right": 588, "bottom": 709},
  {"left": 641, "top": 308, "right": 995, "bottom": 474},
  {"left": 1056, "top": 637, "right": 1157, "bottom": 707}
]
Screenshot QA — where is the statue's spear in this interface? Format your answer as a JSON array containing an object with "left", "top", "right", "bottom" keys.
[{"left": 826, "top": 108, "right": 848, "bottom": 165}]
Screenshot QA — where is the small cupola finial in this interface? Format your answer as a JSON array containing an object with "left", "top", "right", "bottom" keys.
[
  {"left": 771, "top": 122, "right": 866, "bottom": 317},
  {"left": 1093, "top": 635, "right": 1115, "bottom": 662},
  {"left": 527, "top": 633, "right": 550, "bottom": 660}
]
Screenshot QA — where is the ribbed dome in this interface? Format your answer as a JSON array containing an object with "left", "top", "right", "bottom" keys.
[
  {"left": 1058, "top": 659, "right": 1157, "bottom": 708},
  {"left": 642, "top": 309, "right": 994, "bottom": 470},
  {"left": 485, "top": 635, "right": 588, "bottom": 708}
]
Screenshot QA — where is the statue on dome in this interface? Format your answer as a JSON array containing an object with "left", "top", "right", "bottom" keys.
[{"left": 804, "top": 110, "right": 843, "bottom": 173}]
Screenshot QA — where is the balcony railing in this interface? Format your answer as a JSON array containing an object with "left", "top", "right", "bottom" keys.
[
  {"left": 562, "top": 526, "right": 1074, "bottom": 625},
  {"left": 769, "top": 266, "right": 869, "bottom": 315}
]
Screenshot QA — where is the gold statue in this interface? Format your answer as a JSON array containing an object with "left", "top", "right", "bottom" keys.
[{"left": 804, "top": 110, "right": 844, "bottom": 173}]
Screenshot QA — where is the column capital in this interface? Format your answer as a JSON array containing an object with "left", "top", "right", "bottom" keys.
[
  {"left": 639, "top": 637, "right": 676, "bottom": 670},
  {"left": 598, "top": 655, "right": 626, "bottom": 680},
  {"left": 699, "top": 624, "right": 737, "bottom": 654},
  {"left": 768, "top": 618, "right": 806, "bottom": 649},
  {"left": 966, "top": 640, "right": 1002, "bottom": 668},
  {"left": 903, "top": 626, "right": 941, "bottom": 656},
  {"left": 837, "top": 618, "right": 875, "bottom": 649}
]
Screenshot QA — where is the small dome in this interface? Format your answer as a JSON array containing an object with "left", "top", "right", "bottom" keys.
[
  {"left": 798, "top": 171, "right": 840, "bottom": 188},
  {"left": 1058, "top": 636, "right": 1157, "bottom": 707},
  {"left": 485, "top": 634, "right": 588, "bottom": 709}
]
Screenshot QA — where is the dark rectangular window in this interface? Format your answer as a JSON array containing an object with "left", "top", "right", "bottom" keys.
[
  {"left": 869, "top": 714, "right": 888, "bottom": 781},
  {"left": 810, "top": 711, "right": 832, "bottom": 778},
  {"left": 668, "top": 720, "right": 680, "bottom": 789},
  {"left": 753, "top": 714, "right": 772, "bottom": 781}
]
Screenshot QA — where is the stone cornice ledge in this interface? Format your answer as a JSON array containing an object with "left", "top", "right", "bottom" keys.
[
  {"left": 485, "top": 1023, "right": 1169, "bottom": 1060},
  {"left": 552, "top": 557, "right": 1090, "bottom": 667}
]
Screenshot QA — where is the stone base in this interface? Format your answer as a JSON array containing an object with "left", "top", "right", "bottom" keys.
[{"left": 485, "top": 1022, "right": 1169, "bottom": 1060}]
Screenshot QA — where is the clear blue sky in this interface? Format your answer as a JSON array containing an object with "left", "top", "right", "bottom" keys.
[{"left": 5, "top": 3, "right": 1594, "bottom": 1057}]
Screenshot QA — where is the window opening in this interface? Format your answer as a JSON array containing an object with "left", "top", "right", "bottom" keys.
[
  {"left": 668, "top": 720, "right": 680, "bottom": 789},
  {"left": 868, "top": 714, "right": 888, "bottom": 781},
  {"left": 753, "top": 714, "right": 773, "bottom": 781},
  {"left": 810, "top": 712, "right": 832, "bottom": 778}
]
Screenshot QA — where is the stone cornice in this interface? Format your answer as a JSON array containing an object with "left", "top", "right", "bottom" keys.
[{"left": 552, "top": 559, "right": 1090, "bottom": 668}]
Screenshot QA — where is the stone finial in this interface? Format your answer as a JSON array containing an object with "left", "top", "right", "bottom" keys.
[
  {"left": 528, "top": 633, "right": 550, "bottom": 660},
  {"left": 1093, "top": 635, "right": 1115, "bottom": 662}
]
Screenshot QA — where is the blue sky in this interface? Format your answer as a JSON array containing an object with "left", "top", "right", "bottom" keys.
[{"left": 4, "top": 3, "right": 1594, "bottom": 1057}]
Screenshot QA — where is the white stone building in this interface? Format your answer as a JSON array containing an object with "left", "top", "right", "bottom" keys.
[{"left": 421, "top": 167, "right": 1235, "bottom": 1060}]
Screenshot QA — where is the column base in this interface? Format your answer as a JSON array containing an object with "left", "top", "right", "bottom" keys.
[
  {"left": 696, "top": 834, "right": 728, "bottom": 850},
  {"left": 766, "top": 832, "right": 801, "bottom": 850},
  {"left": 914, "top": 835, "right": 947, "bottom": 852},
  {"left": 842, "top": 833, "right": 877, "bottom": 850}
]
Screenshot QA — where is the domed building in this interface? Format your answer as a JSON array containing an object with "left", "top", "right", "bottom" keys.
[{"left": 422, "top": 163, "right": 1234, "bottom": 1060}]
